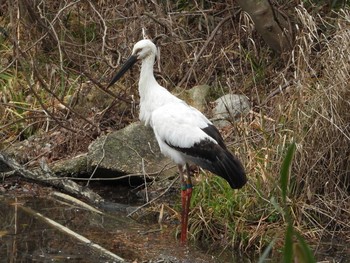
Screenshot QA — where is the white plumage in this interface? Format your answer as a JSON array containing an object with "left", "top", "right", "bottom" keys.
[
  {"left": 152, "top": 102, "right": 216, "bottom": 164},
  {"left": 107, "top": 39, "right": 246, "bottom": 242}
]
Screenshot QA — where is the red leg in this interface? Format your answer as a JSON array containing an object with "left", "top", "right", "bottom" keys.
[
  {"left": 183, "top": 163, "right": 192, "bottom": 242},
  {"left": 178, "top": 165, "right": 188, "bottom": 243}
]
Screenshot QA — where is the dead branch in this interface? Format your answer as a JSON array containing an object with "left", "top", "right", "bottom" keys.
[
  {"left": 127, "top": 175, "right": 178, "bottom": 217},
  {"left": 0, "top": 152, "right": 103, "bottom": 204},
  {"left": 19, "top": 204, "right": 124, "bottom": 262}
]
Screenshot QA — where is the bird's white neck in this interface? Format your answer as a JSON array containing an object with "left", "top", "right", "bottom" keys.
[
  {"left": 137, "top": 53, "right": 178, "bottom": 126},
  {"left": 139, "top": 55, "right": 158, "bottom": 97},
  {"left": 138, "top": 54, "right": 160, "bottom": 125}
]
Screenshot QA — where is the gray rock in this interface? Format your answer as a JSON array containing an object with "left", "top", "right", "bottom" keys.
[
  {"left": 174, "top": 84, "right": 211, "bottom": 113},
  {"left": 212, "top": 94, "right": 250, "bottom": 127},
  {"left": 186, "top": 84, "right": 211, "bottom": 112},
  {"left": 2, "top": 122, "right": 174, "bottom": 181},
  {"left": 51, "top": 154, "right": 88, "bottom": 177},
  {"left": 87, "top": 122, "right": 173, "bottom": 178}
]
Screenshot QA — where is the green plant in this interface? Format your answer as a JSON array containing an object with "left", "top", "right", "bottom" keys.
[{"left": 259, "top": 142, "right": 316, "bottom": 263}]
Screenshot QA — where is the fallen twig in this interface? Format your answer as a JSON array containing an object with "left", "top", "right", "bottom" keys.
[
  {"left": 51, "top": 191, "right": 103, "bottom": 214},
  {"left": 0, "top": 152, "right": 103, "bottom": 204},
  {"left": 19, "top": 204, "right": 124, "bottom": 262},
  {"left": 127, "top": 175, "right": 178, "bottom": 217},
  {"left": 86, "top": 134, "right": 109, "bottom": 186}
]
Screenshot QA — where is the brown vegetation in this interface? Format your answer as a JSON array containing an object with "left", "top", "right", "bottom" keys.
[{"left": 1, "top": 0, "right": 349, "bottom": 255}]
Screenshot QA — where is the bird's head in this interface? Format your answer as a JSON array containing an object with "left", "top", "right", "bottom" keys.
[
  {"left": 107, "top": 39, "right": 157, "bottom": 88},
  {"left": 132, "top": 39, "right": 157, "bottom": 60}
]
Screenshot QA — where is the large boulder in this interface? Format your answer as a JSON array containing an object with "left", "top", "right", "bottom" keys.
[
  {"left": 2, "top": 122, "right": 174, "bottom": 181},
  {"left": 87, "top": 122, "right": 173, "bottom": 178}
]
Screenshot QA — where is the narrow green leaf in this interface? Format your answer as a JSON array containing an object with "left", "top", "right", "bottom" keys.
[
  {"left": 280, "top": 142, "right": 296, "bottom": 203},
  {"left": 282, "top": 223, "right": 294, "bottom": 263}
]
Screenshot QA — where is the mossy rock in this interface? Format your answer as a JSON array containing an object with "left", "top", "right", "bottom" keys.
[{"left": 87, "top": 122, "right": 174, "bottom": 178}]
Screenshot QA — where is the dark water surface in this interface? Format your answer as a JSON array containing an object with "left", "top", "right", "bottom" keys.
[
  {"left": 1, "top": 181, "right": 348, "bottom": 263},
  {"left": 0, "top": 192, "right": 251, "bottom": 263}
]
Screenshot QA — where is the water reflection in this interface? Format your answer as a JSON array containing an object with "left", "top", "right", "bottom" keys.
[
  {"left": 0, "top": 197, "right": 118, "bottom": 262},
  {"left": 0, "top": 194, "right": 242, "bottom": 262}
]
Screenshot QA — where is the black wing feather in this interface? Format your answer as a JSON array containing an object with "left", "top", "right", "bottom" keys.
[
  {"left": 165, "top": 125, "right": 247, "bottom": 189},
  {"left": 201, "top": 124, "right": 227, "bottom": 149}
]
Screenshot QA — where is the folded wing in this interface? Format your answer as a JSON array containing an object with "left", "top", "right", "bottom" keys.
[{"left": 151, "top": 102, "right": 247, "bottom": 189}]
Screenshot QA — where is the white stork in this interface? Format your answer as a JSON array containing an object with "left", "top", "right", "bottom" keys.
[{"left": 107, "top": 39, "right": 247, "bottom": 243}]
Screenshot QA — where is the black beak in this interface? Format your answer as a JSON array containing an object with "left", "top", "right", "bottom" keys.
[{"left": 107, "top": 55, "right": 138, "bottom": 88}]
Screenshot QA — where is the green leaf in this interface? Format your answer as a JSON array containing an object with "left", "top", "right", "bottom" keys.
[
  {"left": 280, "top": 142, "right": 296, "bottom": 203},
  {"left": 282, "top": 223, "right": 294, "bottom": 263}
]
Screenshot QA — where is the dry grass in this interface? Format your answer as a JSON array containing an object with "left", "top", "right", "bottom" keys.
[
  {"left": 186, "top": 5, "right": 350, "bottom": 253},
  {"left": 291, "top": 7, "right": 350, "bottom": 240},
  {"left": 227, "top": 6, "right": 350, "bottom": 250},
  {"left": 1, "top": 0, "right": 349, "bottom": 254}
]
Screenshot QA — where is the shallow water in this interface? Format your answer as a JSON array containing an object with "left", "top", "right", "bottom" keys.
[
  {"left": 1, "top": 181, "right": 348, "bottom": 263},
  {"left": 0, "top": 191, "right": 250, "bottom": 263}
]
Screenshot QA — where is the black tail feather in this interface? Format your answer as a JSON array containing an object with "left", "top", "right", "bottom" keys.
[
  {"left": 200, "top": 125, "right": 247, "bottom": 188},
  {"left": 165, "top": 137, "right": 247, "bottom": 189},
  {"left": 210, "top": 149, "right": 247, "bottom": 189}
]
